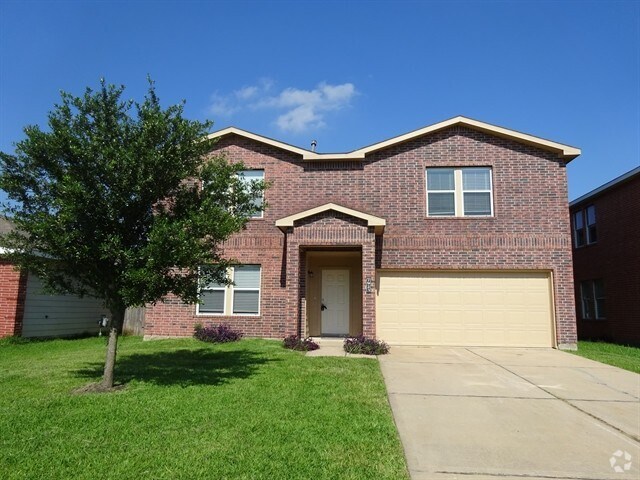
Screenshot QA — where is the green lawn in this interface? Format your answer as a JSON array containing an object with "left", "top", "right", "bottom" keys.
[
  {"left": 571, "top": 341, "right": 640, "bottom": 373},
  {"left": 0, "top": 336, "right": 409, "bottom": 480}
]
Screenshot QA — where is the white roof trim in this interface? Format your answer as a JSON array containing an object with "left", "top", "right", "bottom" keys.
[
  {"left": 570, "top": 166, "right": 640, "bottom": 206},
  {"left": 275, "top": 203, "right": 386, "bottom": 234},
  {"left": 206, "top": 128, "right": 311, "bottom": 156},
  {"left": 208, "top": 116, "right": 581, "bottom": 161}
]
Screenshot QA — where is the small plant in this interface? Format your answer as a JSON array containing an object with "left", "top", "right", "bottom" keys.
[
  {"left": 283, "top": 335, "right": 319, "bottom": 351},
  {"left": 344, "top": 335, "right": 390, "bottom": 355},
  {"left": 194, "top": 323, "right": 244, "bottom": 343}
]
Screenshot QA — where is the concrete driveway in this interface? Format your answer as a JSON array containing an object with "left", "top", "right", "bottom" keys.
[{"left": 379, "top": 347, "right": 640, "bottom": 480}]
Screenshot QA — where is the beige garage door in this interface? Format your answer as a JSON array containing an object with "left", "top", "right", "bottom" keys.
[{"left": 376, "top": 271, "right": 554, "bottom": 347}]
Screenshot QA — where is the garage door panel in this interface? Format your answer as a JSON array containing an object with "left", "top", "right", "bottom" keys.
[{"left": 376, "top": 271, "right": 553, "bottom": 347}]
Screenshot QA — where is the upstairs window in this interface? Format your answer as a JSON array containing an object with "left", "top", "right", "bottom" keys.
[
  {"left": 462, "top": 168, "right": 493, "bottom": 216},
  {"left": 580, "top": 279, "right": 605, "bottom": 320},
  {"left": 426, "top": 167, "right": 493, "bottom": 217},
  {"left": 237, "top": 170, "right": 264, "bottom": 218},
  {"left": 573, "top": 211, "right": 585, "bottom": 247},
  {"left": 573, "top": 205, "right": 597, "bottom": 247},
  {"left": 426, "top": 168, "right": 456, "bottom": 216},
  {"left": 586, "top": 205, "right": 597, "bottom": 243}
]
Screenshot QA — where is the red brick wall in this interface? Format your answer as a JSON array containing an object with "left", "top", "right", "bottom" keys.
[
  {"left": 146, "top": 126, "right": 577, "bottom": 346},
  {"left": 571, "top": 174, "right": 640, "bottom": 345},
  {"left": 0, "top": 261, "right": 27, "bottom": 337}
]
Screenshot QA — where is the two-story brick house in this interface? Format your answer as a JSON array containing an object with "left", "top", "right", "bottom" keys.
[
  {"left": 145, "top": 116, "right": 581, "bottom": 349},
  {"left": 570, "top": 166, "right": 640, "bottom": 346}
]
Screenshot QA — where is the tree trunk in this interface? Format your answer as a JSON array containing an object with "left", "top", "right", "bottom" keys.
[{"left": 102, "top": 309, "right": 124, "bottom": 389}]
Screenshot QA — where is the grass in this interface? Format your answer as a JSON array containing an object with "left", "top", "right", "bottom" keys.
[
  {"left": 571, "top": 341, "right": 640, "bottom": 373},
  {"left": 0, "top": 336, "right": 409, "bottom": 480}
]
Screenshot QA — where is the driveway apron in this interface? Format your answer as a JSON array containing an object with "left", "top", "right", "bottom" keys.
[{"left": 379, "top": 347, "right": 640, "bottom": 480}]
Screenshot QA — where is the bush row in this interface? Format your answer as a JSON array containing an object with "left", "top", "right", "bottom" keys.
[{"left": 193, "top": 324, "right": 389, "bottom": 355}]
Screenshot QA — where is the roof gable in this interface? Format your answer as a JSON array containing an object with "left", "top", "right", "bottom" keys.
[
  {"left": 570, "top": 166, "right": 640, "bottom": 206},
  {"left": 275, "top": 203, "right": 386, "bottom": 234},
  {"left": 208, "top": 116, "right": 581, "bottom": 161}
]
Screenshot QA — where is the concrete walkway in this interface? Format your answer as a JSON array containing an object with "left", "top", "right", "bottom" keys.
[
  {"left": 305, "top": 337, "right": 373, "bottom": 358},
  {"left": 379, "top": 347, "right": 640, "bottom": 480}
]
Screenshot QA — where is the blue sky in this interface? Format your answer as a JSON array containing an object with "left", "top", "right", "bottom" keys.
[{"left": 1, "top": 0, "right": 638, "bottom": 201}]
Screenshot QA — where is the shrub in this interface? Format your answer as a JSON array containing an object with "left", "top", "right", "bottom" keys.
[
  {"left": 283, "top": 335, "right": 319, "bottom": 351},
  {"left": 343, "top": 335, "right": 390, "bottom": 355},
  {"left": 193, "top": 323, "right": 244, "bottom": 343}
]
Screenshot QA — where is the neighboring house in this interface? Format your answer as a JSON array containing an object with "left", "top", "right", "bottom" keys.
[
  {"left": 569, "top": 166, "right": 640, "bottom": 346},
  {"left": 0, "top": 218, "right": 109, "bottom": 338},
  {"left": 0, "top": 218, "right": 26, "bottom": 337},
  {"left": 146, "top": 116, "right": 581, "bottom": 349}
]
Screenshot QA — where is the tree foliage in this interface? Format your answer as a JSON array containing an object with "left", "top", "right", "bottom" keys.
[{"left": 0, "top": 79, "right": 265, "bottom": 387}]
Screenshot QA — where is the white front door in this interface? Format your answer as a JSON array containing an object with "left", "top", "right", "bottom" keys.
[{"left": 321, "top": 269, "right": 350, "bottom": 335}]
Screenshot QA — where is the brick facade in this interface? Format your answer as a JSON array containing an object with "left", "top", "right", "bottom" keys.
[
  {"left": 145, "top": 125, "right": 578, "bottom": 347},
  {"left": 0, "top": 260, "right": 27, "bottom": 337},
  {"left": 570, "top": 170, "right": 640, "bottom": 345}
]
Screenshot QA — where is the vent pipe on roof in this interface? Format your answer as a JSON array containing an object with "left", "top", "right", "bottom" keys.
[{"left": 310, "top": 140, "right": 317, "bottom": 152}]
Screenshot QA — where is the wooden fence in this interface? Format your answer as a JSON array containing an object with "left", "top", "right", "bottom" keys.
[{"left": 123, "top": 307, "right": 145, "bottom": 336}]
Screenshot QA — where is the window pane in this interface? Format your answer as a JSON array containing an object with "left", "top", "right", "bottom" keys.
[
  {"left": 594, "top": 279, "right": 605, "bottom": 319},
  {"left": 586, "top": 206, "right": 597, "bottom": 243},
  {"left": 234, "top": 265, "right": 261, "bottom": 288},
  {"left": 238, "top": 170, "right": 264, "bottom": 182},
  {"left": 252, "top": 194, "right": 263, "bottom": 210},
  {"left": 428, "top": 192, "right": 455, "bottom": 216},
  {"left": 580, "top": 281, "right": 595, "bottom": 319},
  {"left": 201, "top": 267, "right": 227, "bottom": 289},
  {"left": 206, "top": 279, "right": 226, "bottom": 289},
  {"left": 462, "top": 168, "right": 491, "bottom": 190},
  {"left": 586, "top": 205, "right": 596, "bottom": 225},
  {"left": 427, "top": 169, "right": 455, "bottom": 191},
  {"left": 594, "top": 279, "right": 604, "bottom": 297},
  {"left": 233, "top": 290, "right": 259, "bottom": 314},
  {"left": 573, "top": 212, "right": 586, "bottom": 247},
  {"left": 463, "top": 192, "right": 491, "bottom": 216},
  {"left": 200, "top": 290, "right": 225, "bottom": 313},
  {"left": 238, "top": 170, "right": 264, "bottom": 218},
  {"left": 573, "top": 211, "right": 584, "bottom": 229}
]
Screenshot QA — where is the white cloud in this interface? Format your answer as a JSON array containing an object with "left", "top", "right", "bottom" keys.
[
  {"left": 235, "top": 86, "right": 258, "bottom": 100},
  {"left": 258, "top": 82, "right": 356, "bottom": 132},
  {"left": 276, "top": 105, "right": 324, "bottom": 133},
  {"left": 207, "top": 80, "right": 356, "bottom": 133},
  {"left": 208, "top": 93, "right": 239, "bottom": 116}
]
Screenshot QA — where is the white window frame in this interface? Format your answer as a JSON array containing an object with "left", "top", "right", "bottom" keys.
[
  {"left": 426, "top": 167, "right": 494, "bottom": 217},
  {"left": 237, "top": 169, "right": 265, "bottom": 219},
  {"left": 230, "top": 265, "right": 261, "bottom": 316},
  {"left": 196, "top": 265, "right": 261, "bottom": 316},
  {"left": 426, "top": 168, "right": 456, "bottom": 216},
  {"left": 196, "top": 267, "right": 229, "bottom": 316}
]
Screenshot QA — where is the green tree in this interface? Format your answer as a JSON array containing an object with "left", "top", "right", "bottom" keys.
[{"left": 0, "top": 79, "right": 265, "bottom": 389}]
